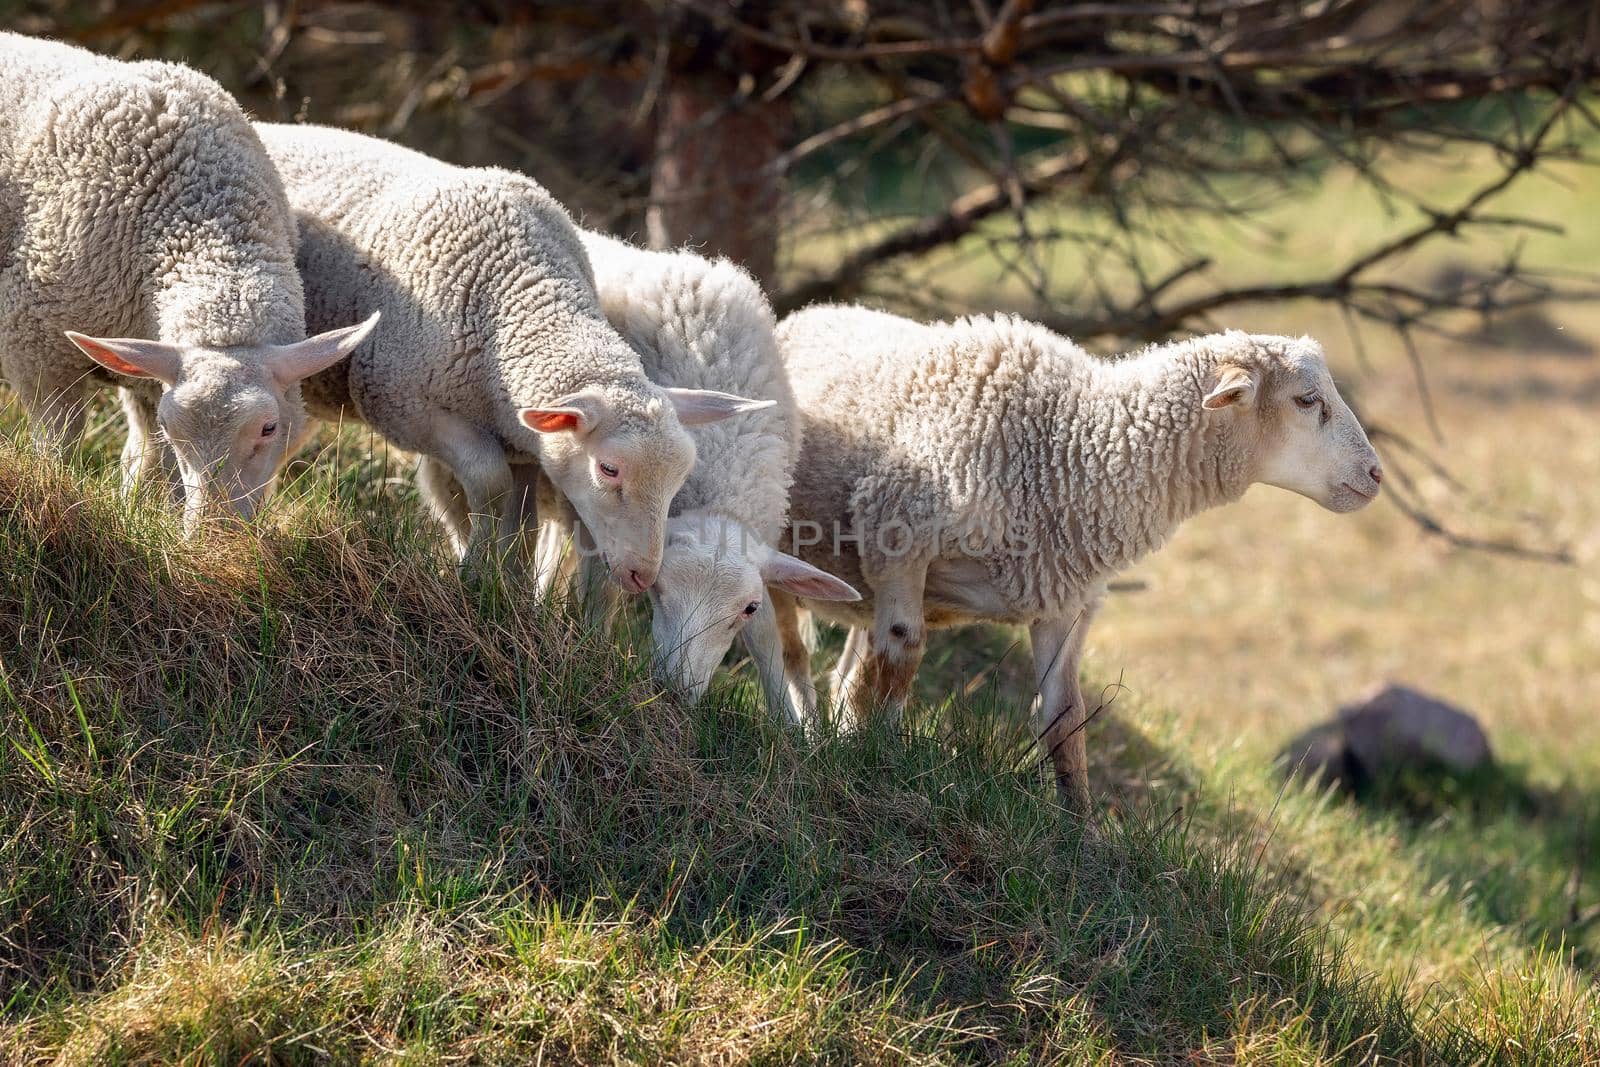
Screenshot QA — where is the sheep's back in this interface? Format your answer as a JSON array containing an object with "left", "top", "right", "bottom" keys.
[
  {"left": 262, "top": 122, "right": 657, "bottom": 447},
  {"left": 780, "top": 307, "right": 1097, "bottom": 586},
  {"left": 780, "top": 306, "right": 1087, "bottom": 485},
  {"left": 0, "top": 33, "right": 303, "bottom": 347},
  {"left": 583, "top": 232, "right": 798, "bottom": 540}
]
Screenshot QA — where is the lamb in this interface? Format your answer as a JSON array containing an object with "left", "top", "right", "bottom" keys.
[
  {"left": 771, "top": 306, "right": 1384, "bottom": 812},
  {"left": 0, "top": 33, "right": 377, "bottom": 531},
  {"left": 253, "top": 122, "right": 766, "bottom": 589},
  {"left": 551, "top": 232, "right": 860, "bottom": 722}
]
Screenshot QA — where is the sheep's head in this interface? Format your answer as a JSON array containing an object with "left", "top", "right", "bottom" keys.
[
  {"left": 66, "top": 313, "right": 380, "bottom": 534},
  {"left": 519, "top": 386, "right": 774, "bottom": 593},
  {"left": 1201, "top": 334, "right": 1382, "bottom": 513},
  {"left": 648, "top": 514, "right": 860, "bottom": 700}
]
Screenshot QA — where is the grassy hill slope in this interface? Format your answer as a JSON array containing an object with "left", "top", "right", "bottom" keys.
[{"left": 0, "top": 418, "right": 1594, "bottom": 1064}]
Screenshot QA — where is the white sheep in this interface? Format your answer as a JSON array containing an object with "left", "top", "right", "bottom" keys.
[
  {"left": 254, "top": 122, "right": 765, "bottom": 589},
  {"left": 0, "top": 33, "right": 376, "bottom": 531},
  {"left": 772, "top": 306, "right": 1384, "bottom": 811},
  {"left": 553, "top": 232, "right": 860, "bottom": 722}
]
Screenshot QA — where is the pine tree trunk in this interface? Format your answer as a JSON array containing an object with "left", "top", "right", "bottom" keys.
[{"left": 646, "top": 76, "right": 789, "bottom": 285}]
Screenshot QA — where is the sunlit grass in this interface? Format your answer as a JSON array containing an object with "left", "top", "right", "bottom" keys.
[{"left": 2, "top": 364, "right": 1598, "bottom": 1061}]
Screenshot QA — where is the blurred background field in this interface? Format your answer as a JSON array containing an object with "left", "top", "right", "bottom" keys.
[{"left": 3, "top": 2, "right": 1600, "bottom": 1062}]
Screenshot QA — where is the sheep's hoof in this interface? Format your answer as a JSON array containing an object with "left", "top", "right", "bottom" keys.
[
  {"left": 1054, "top": 775, "right": 1093, "bottom": 817},
  {"left": 456, "top": 551, "right": 500, "bottom": 589}
]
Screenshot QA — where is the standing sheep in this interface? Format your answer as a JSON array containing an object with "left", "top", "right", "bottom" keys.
[
  {"left": 0, "top": 33, "right": 376, "bottom": 531},
  {"left": 773, "top": 306, "right": 1384, "bottom": 811},
  {"left": 254, "top": 123, "right": 765, "bottom": 589},
  {"left": 562, "top": 232, "right": 859, "bottom": 721}
]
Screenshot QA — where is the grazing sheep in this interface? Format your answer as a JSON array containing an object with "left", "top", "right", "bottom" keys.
[
  {"left": 254, "top": 122, "right": 765, "bottom": 589},
  {"left": 772, "top": 306, "right": 1384, "bottom": 811},
  {"left": 560, "top": 232, "right": 859, "bottom": 721},
  {"left": 0, "top": 33, "right": 377, "bottom": 531}
]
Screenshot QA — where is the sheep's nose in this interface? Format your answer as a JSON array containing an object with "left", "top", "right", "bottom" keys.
[
  {"left": 653, "top": 655, "right": 711, "bottom": 702},
  {"left": 182, "top": 491, "right": 239, "bottom": 536},
  {"left": 1369, "top": 464, "right": 1383, "bottom": 485},
  {"left": 611, "top": 559, "right": 658, "bottom": 593}
]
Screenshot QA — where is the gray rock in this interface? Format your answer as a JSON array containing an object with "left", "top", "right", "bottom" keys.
[
  {"left": 1280, "top": 684, "right": 1493, "bottom": 790},
  {"left": 1340, "top": 683, "right": 1493, "bottom": 779},
  {"left": 1278, "top": 720, "right": 1354, "bottom": 786}
]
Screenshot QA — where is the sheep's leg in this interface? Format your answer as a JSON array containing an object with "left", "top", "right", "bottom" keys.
[
  {"left": 574, "top": 539, "right": 617, "bottom": 629},
  {"left": 117, "top": 387, "right": 180, "bottom": 501},
  {"left": 421, "top": 459, "right": 567, "bottom": 591},
  {"left": 504, "top": 462, "right": 543, "bottom": 567},
  {"left": 740, "top": 593, "right": 801, "bottom": 728},
  {"left": 415, "top": 455, "right": 472, "bottom": 558},
  {"left": 423, "top": 417, "right": 514, "bottom": 572},
  {"left": 848, "top": 563, "right": 928, "bottom": 730},
  {"left": 29, "top": 401, "right": 86, "bottom": 459},
  {"left": 770, "top": 589, "right": 819, "bottom": 730},
  {"left": 532, "top": 467, "right": 579, "bottom": 598},
  {"left": 829, "top": 626, "right": 868, "bottom": 729},
  {"left": 1030, "top": 612, "right": 1095, "bottom": 815},
  {"left": 9, "top": 364, "right": 88, "bottom": 460},
  {"left": 1, "top": 327, "right": 91, "bottom": 459},
  {"left": 416, "top": 453, "right": 540, "bottom": 578}
]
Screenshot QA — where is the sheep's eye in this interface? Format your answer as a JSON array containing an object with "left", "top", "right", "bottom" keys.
[
  {"left": 260, "top": 421, "right": 278, "bottom": 438},
  {"left": 1293, "top": 393, "right": 1318, "bottom": 411},
  {"left": 742, "top": 601, "right": 760, "bottom": 617},
  {"left": 597, "top": 461, "right": 619, "bottom": 480}
]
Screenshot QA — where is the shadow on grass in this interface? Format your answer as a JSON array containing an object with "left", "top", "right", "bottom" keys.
[
  {"left": 925, "top": 614, "right": 1600, "bottom": 981},
  {"left": 905, "top": 620, "right": 1600, "bottom": 1049},
  {"left": 0, "top": 440, "right": 1488, "bottom": 1060},
  {"left": 1306, "top": 756, "right": 1600, "bottom": 975}
]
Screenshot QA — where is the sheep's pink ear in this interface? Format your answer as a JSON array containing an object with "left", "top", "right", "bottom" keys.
[
  {"left": 269, "top": 311, "right": 381, "bottom": 385},
  {"left": 665, "top": 387, "right": 776, "bottom": 427},
  {"left": 520, "top": 393, "right": 608, "bottom": 435},
  {"left": 760, "top": 550, "right": 861, "bottom": 601},
  {"left": 1202, "top": 365, "right": 1257, "bottom": 410},
  {"left": 64, "top": 332, "right": 182, "bottom": 385},
  {"left": 520, "top": 406, "right": 585, "bottom": 434}
]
